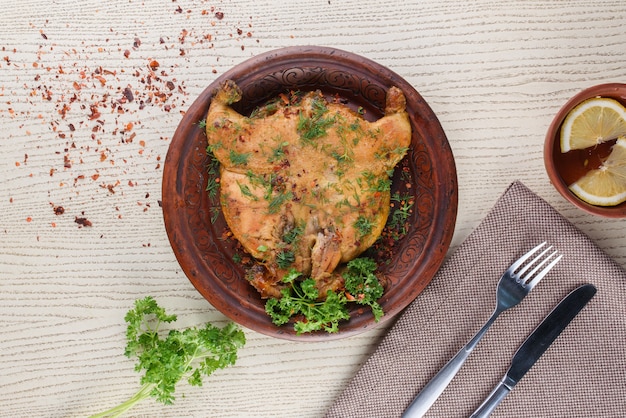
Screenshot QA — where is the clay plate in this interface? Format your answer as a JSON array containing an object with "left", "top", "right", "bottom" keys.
[
  {"left": 162, "top": 46, "right": 458, "bottom": 340},
  {"left": 544, "top": 83, "right": 626, "bottom": 218}
]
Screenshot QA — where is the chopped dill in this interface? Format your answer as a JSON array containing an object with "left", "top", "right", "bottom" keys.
[
  {"left": 237, "top": 182, "right": 258, "bottom": 201},
  {"left": 354, "top": 215, "right": 374, "bottom": 238},
  {"left": 268, "top": 191, "right": 293, "bottom": 214},
  {"left": 268, "top": 140, "right": 289, "bottom": 163},
  {"left": 359, "top": 171, "right": 391, "bottom": 193},
  {"left": 228, "top": 150, "right": 251, "bottom": 166},
  {"left": 282, "top": 222, "right": 304, "bottom": 245},
  {"left": 276, "top": 250, "right": 295, "bottom": 269},
  {"left": 210, "top": 206, "right": 220, "bottom": 224},
  {"left": 388, "top": 192, "right": 414, "bottom": 239},
  {"left": 297, "top": 97, "right": 336, "bottom": 145},
  {"left": 375, "top": 146, "right": 409, "bottom": 160},
  {"left": 205, "top": 148, "right": 220, "bottom": 199}
]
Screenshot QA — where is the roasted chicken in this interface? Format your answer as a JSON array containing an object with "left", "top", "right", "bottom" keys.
[{"left": 205, "top": 80, "right": 411, "bottom": 299}]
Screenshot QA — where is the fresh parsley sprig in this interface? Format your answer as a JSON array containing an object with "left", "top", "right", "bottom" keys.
[
  {"left": 90, "top": 296, "right": 245, "bottom": 418},
  {"left": 264, "top": 257, "right": 384, "bottom": 335},
  {"left": 343, "top": 257, "right": 384, "bottom": 321},
  {"left": 265, "top": 270, "right": 350, "bottom": 335}
]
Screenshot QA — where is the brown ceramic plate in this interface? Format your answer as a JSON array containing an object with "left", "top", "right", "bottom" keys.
[
  {"left": 544, "top": 83, "right": 626, "bottom": 218},
  {"left": 162, "top": 46, "right": 457, "bottom": 340}
]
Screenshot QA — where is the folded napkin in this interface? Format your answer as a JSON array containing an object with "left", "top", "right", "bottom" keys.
[{"left": 326, "top": 181, "right": 626, "bottom": 418}]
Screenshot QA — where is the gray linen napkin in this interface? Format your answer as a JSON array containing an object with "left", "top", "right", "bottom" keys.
[{"left": 325, "top": 181, "right": 626, "bottom": 418}]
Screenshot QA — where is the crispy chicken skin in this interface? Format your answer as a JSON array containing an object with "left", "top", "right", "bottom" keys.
[{"left": 206, "top": 80, "right": 411, "bottom": 298}]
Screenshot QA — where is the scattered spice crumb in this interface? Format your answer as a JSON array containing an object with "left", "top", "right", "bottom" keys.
[
  {"left": 75, "top": 217, "right": 92, "bottom": 228},
  {"left": 52, "top": 205, "right": 65, "bottom": 215},
  {"left": 6, "top": 6, "right": 258, "bottom": 234}
]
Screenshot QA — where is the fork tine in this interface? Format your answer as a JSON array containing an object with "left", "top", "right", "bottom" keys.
[
  {"left": 516, "top": 245, "right": 553, "bottom": 277},
  {"left": 508, "top": 241, "right": 547, "bottom": 272},
  {"left": 525, "top": 253, "right": 562, "bottom": 290},
  {"left": 520, "top": 247, "right": 557, "bottom": 282}
]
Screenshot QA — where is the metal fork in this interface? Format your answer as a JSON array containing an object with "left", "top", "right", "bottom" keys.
[{"left": 402, "top": 242, "right": 562, "bottom": 418}]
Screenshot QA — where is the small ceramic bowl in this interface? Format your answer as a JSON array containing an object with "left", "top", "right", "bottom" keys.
[{"left": 544, "top": 83, "right": 626, "bottom": 218}]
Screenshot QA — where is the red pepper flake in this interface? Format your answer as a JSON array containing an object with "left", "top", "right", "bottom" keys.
[
  {"left": 179, "top": 28, "right": 189, "bottom": 43},
  {"left": 123, "top": 87, "right": 134, "bottom": 102},
  {"left": 53, "top": 205, "right": 65, "bottom": 215},
  {"left": 88, "top": 104, "right": 101, "bottom": 120},
  {"left": 124, "top": 49, "right": 131, "bottom": 58},
  {"left": 103, "top": 181, "right": 120, "bottom": 194},
  {"left": 148, "top": 60, "right": 159, "bottom": 70},
  {"left": 215, "top": 11, "right": 224, "bottom": 20},
  {"left": 26, "top": 216, "right": 32, "bottom": 222},
  {"left": 75, "top": 217, "right": 92, "bottom": 227}
]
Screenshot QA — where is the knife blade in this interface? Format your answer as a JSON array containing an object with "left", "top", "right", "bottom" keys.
[{"left": 470, "top": 283, "right": 596, "bottom": 418}]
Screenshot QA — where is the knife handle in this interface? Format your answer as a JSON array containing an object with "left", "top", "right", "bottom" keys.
[{"left": 470, "top": 379, "right": 512, "bottom": 418}]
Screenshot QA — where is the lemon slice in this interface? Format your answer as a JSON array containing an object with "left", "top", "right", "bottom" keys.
[
  {"left": 560, "top": 97, "right": 626, "bottom": 152},
  {"left": 569, "top": 137, "right": 626, "bottom": 206}
]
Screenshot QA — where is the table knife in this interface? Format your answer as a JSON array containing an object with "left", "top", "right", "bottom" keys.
[{"left": 470, "top": 283, "right": 596, "bottom": 418}]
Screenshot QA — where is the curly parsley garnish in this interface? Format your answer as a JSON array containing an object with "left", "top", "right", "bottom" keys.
[
  {"left": 90, "top": 297, "right": 245, "bottom": 418},
  {"left": 264, "top": 257, "right": 384, "bottom": 335},
  {"left": 343, "top": 257, "right": 384, "bottom": 321}
]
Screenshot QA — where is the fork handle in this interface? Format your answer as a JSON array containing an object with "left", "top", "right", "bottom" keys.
[{"left": 402, "top": 311, "right": 501, "bottom": 418}]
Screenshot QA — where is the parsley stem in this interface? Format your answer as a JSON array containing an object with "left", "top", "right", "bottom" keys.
[{"left": 88, "top": 382, "right": 156, "bottom": 418}]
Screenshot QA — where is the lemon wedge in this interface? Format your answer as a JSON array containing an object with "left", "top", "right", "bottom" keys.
[
  {"left": 560, "top": 97, "right": 626, "bottom": 153},
  {"left": 569, "top": 137, "right": 626, "bottom": 206}
]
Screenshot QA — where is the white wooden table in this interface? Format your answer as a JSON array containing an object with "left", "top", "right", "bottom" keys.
[{"left": 1, "top": 1, "right": 625, "bottom": 416}]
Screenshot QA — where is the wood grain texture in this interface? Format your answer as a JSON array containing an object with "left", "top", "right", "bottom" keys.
[{"left": 1, "top": 0, "right": 625, "bottom": 416}]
